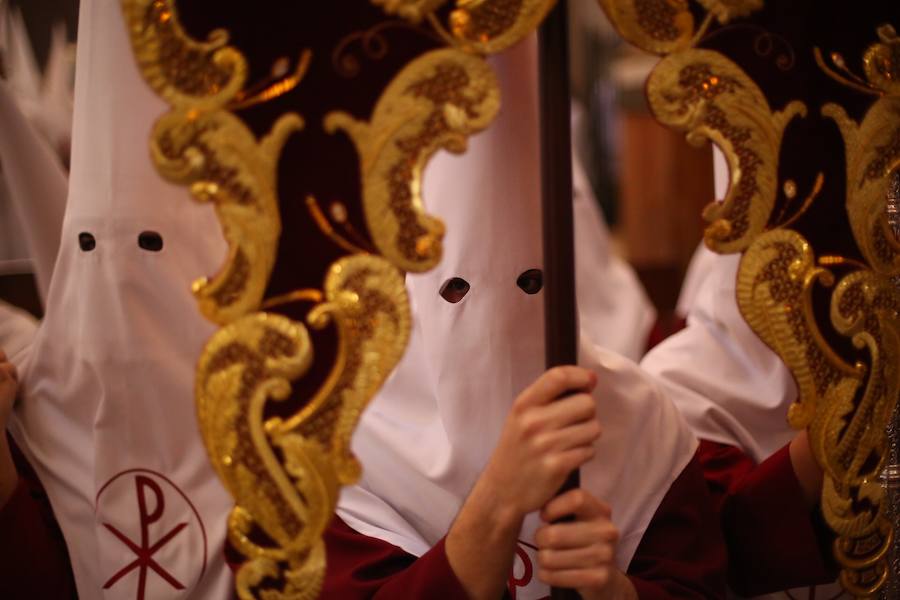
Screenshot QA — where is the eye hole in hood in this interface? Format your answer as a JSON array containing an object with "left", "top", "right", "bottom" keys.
[
  {"left": 138, "top": 231, "right": 164, "bottom": 252},
  {"left": 516, "top": 269, "right": 543, "bottom": 295},
  {"left": 439, "top": 277, "right": 470, "bottom": 304},
  {"left": 78, "top": 232, "right": 96, "bottom": 252}
]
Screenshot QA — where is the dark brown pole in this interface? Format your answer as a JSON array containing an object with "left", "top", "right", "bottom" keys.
[{"left": 538, "top": 3, "right": 580, "bottom": 599}]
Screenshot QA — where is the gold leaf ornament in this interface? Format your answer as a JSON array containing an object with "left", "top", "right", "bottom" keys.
[
  {"left": 374, "top": 0, "right": 558, "bottom": 55},
  {"left": 122, "top": 0, "right": 246, "bottom": 108},
  {"left": 735, "top": 230, "right": 865, "bottom": 430},
  {"left": 647, "top": 49, "right": 806, "bottom": 253},
  {"left": 863, "top": 24, "right": 900, "bottom": 96},
  {"left": 696, "top": 0, "right": 763, "bottom": 24},
  {"left": 325, "top": 48, "right": 500, "bottom": 273},
  {"left": 736, "top": 229, "right": 899, "bottom": 596},
  {"left": 195, "top": 313, "right": 321, "bottom": 599},
  {"left": 597, "top": 0, "right": 694, "bottom": 55},
  {"left": 372, "top": 0, "right": 449, "bottom": 23},
  {"left": 448, "top": 0, "right": 558, "bottom": 54},
  {"left": 156, "top": 111, "right": 303, "bottom": 325},
  {"left": 211, "top": 256, "right": 410, "bottom": 599},
  {"left": 823, "top": 269, "right": 900, "bottom": 596},
  {"left": 124, "top": 0, "right": 304, "bottom": 325},
  {"left": 823, "top": 98, "right": 900, "bottom": 278},
  {"left": 122, "top": 0, "right": 545, "bottom": 596},
  {"left": 595, "top": 0, "right": 765, "bottom": 56}
]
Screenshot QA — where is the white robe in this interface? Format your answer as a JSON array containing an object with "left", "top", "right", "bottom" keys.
[{"left": 11, "top": 3, "right": 234, "bottom": 598}]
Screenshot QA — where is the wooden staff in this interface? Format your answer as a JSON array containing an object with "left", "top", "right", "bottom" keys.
[{"left": 538, "top": 2, "right": 580, "bottom": 599}]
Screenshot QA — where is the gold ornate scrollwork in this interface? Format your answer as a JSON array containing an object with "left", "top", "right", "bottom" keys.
[
  {"left": 597, "top": 0, "right": 762, "bottom": 55},
  {"left": 124, "top": 0, "right": 544, "bottom": 596},
  {"left": 736, "top": 230, "right": 866, "bottom": 430},
  {"left": 196, "top": 313, "right": 320, "bottom": 599},
  {"left": 448, "top": 0, "right": 557, "bottom": 54},
  {"left": 597, "top": 0, "right": 694, "bottom": 55},
  {"left": 823, "top": 269, "right": 899, "bottom": 596},
  {"left": 197, "top": 256, "right": 411, "bottom": 600},
  {"left": 281, "top": 255, "right": 412, "bottom": 483},
  {"left": 325, "top": 49, "right": 499, "bottom": 273},
  {"left": 155, "top": 111, "right": 303, "bottom": 325},
  {"left": 695, "top": 0, "right": 763, "bottom": 25},
  {"left": 736, "top": 230, "right": 900, "bottom": 596},
  {"left": 647, "top": 49, "right": 806, "bottom": 253},
  {"left": 599, "top": 1, "right": 900, "bottom": 593},
  {"left": 124, "top": 0, "right": 304, "bottom": 326},
  {"left": 122, "top": 0, "right": 246, "bottom": 108},
  {"left": 823, "top": 99, "right": 900, "bottom": 279},
  {"left": 374, "top": 0, "right": 558, "bottom": 55},
  {"left": 863, "top": 25, "right": 900, "bottom": 97},
  {"left": 373, "top": 0, "right": 449, "bottom": 23}
]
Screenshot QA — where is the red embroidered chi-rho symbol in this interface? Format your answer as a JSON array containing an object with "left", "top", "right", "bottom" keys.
[
  {"left": 508, "top": 540, "right": 551, "bottom": 600},
  {"left": 102, "top": 475, "right": 188, "bottom": 599}
]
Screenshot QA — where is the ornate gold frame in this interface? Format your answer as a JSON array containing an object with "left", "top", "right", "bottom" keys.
[
  {"left": 121, "top": 0, "right": 555, "bottom": 597},
  {"left": 599, "top": 2, "right": 899, "bottom": 596}
]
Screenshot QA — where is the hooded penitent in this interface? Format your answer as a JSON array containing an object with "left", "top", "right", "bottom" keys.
[
  {"left": 0, "top": 10, "right": 67, "bottom": 361},
  {"left": 0, "top": 2, "right": 68, "bottom": 303},
  {"left": 9, "top": 2, "right": 234, "bottom": 598},
  {"left": 573, "top": 157, "right": 655, "bottom": 360},
  {"left": 645, "top": 149, "right": 798, "bottom": 463},
  {"left": 338, "top": 35, "right": 696, "bottom": 600}
]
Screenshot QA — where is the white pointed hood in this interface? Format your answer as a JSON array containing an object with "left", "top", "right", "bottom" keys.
[
  {"left": 10, "top": 2, "right": 234, "bottom": 598},
  {"left": 338, "top": 36, "right": 696, "bottom": 600},
  {"left": 0, "top": 76, "right": 67, "bottom": 301}
]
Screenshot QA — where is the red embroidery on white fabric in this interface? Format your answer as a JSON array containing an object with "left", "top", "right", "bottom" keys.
[
  {"left": 508, "top": 541, "right": 551, "bottom": 600},
  {"left": 96, "top": 469, "right": 208, "bottom": 600},
  {"left": 102, "top": 476, "right": 187, "bottom": 596}
]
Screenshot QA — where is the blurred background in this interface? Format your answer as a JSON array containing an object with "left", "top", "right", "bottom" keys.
[
  {"left": 568, "top": 0, "right": 713, "bottom": 329},
  {"left": 0, "top": 0, "right": 716, "bottom": 337},
  {"left": 0, "top": 0, "right": 76, "bottom": 319}
]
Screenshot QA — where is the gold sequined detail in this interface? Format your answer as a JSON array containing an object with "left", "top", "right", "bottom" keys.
[
  {"left": 647, "top": 49, "right": 805, "bottom": 253},
  {"left": 824, "top": 99, "right": 900, "bottom": 278},
  {"left": 863, "top": 25, "right": 900, "bottom": 96},
  {"left": 122, "top": 0, "right": 544, "bottom": 596},
  {"left": 372, "top": 0, "right": 449, "bottom": 23},
  {"left": 326, "top": 49, "right": 499, "bottom": 273},
  {"left": 598, "top": 0, "right": 693, "bottom": 55},
  {"left": 451, "top": 0, "right": 522, "bottom": 47},
  {"left": 598, "top": 5, "right": 900, "bottom": 592},
  {"left": 696, "top": 0, "right": 764, "bottom": 24},
  {"left": 376, "top": 0, "right": 556, "bottom": 55},
  {"left": 784, "top": 180, "right": 798, "bottom": 199}
]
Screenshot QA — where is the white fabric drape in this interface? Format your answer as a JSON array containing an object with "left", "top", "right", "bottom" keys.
[
  {"left": 338, "top": 36, "right": 696, "bottom": 600},
  {"left": 11, "top": 3, "right": 234, "bottom": 598}
]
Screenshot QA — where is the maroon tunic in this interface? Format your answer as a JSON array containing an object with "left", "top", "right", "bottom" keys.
[
  {"left": 697, "top": 440, "right": 836, "bottom": 596},
  {"left": 323, "top": 453, "right": 727, "bottom": 599},
  {"left": 0, "top": 436, "right": 77, "bottom": 599}
]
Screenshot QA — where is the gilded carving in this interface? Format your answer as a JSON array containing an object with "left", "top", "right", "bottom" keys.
[
  {"left": 155, "top": 111, "right": 303, "bottom": 325},
  {"left": 824, "top": 99, "right": 900, "bottom": 279},
  {"left": 646, "top": 49, "right": 806, "bottom": 253},
  {"left": 597, "top": 0, "right": 763, "bottom": 56},
  {"left": 598, "top": 0, "right": 900, "bottom": 593},
  {"left": 597, "top": 0, "right": 694, "bottom": 55},
  {"left": 196, "top": 313, "right": 317, "bottom": 598},
  {"left": 124, "top": 0, "right": 304, "bottom": 325},
  {"left": 824, "top": 269, "right": 899, "bottom": 596},
  {"left": 448, "top": 0, "right": 558, "bottom": 54},
  {"left": 863, "top": 25, "right": 900, "bottom": 97},
  {"left": 325, "top": 49, "right": 499, "bottom": 273},
  {"left": 122, "top": 0, "right": 543, "bottom": 596},
  {"left": 736, "top": 230, "right": 865, "bottom": 430},
  {"left": 372, "top": 0, "right": 558, "bottom": 55},
  {"left": 372, "top": 0, "right": 449, "bottom": 23},
  {"left": 696, "top": 0, "right": 763, "bottom": 24}
]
